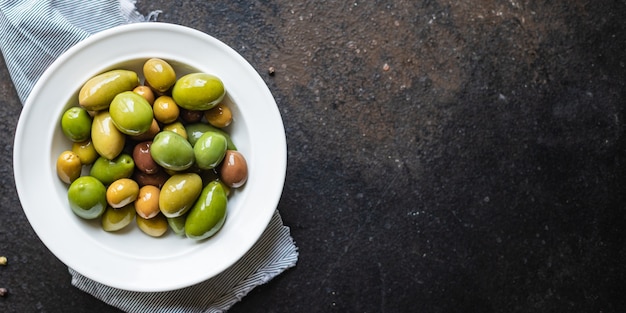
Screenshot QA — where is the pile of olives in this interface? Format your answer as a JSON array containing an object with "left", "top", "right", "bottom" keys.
[{"left": 56, "top": 58, "right": 248, "bottom": 241}]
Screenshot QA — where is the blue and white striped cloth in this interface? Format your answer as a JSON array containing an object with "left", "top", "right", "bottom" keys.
[{"left": 0, "top": 1, "right": 298, "bottom": 312}]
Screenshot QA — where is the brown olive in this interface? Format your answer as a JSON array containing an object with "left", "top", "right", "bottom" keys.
[
  {"left": 133, "top": 141, "right": 159, "bottom": 174},
  {"left": 219, "top": 150, "right": 248, "bottom": 188},
  {"left": 133, "top": 170, "right": 170, "bottom": 188},
  {"left": 179, "top": 108, "right": 203, "bottom": 123}
]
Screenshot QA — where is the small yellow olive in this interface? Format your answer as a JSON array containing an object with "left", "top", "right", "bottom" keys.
[
  {"left": 56, "top": 150, "right": 82, "bottom": 184},
  {"left": 71, "top": 140, "right": 98, "bottom": 165},
  {"left": 204, "top": 103, "right": 232, "bottom": 128},
  {"left": 106, "top": 178, "right": 139, "bottom": 208},
  {"left": 153, "top": 96, "right": 180, "bottom": 124},
  {"left": 135, "top": 185, "right": 161, "bottom": 219},
  {"left": 136, "top": 213, "right": 168, "bottom": 237},
  {"left": 133, "top": 85, "right": 155, "bottom": 105},
  {"left": 162, "top": 121, "right": 188, "bottom": 140},
  {"left": 101, "top": 204, "right": 136, "bottom": 232}
]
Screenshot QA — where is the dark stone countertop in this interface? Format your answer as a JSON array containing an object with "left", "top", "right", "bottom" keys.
[{"left": 1, "top": 1, "right": 625, "bottom": 312}]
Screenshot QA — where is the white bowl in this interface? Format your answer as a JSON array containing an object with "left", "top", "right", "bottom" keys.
[{"left": 13, "top": 23, "right": 286, "bottom": 292}]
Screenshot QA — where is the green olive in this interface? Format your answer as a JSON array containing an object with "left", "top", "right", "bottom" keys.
[
  {"left": 143, "top": 58, "right": 176, "bottom": 93},
  {"left": 89, "top": 154, "right": 135, "bottom": 185},
  {"left": 79, "top": 69, "right": 139, "bottom": 111},
  {"left": 172, "top": 73, "right": 225, "bottom": 111},
  {"left": 185, "top": 122, "right": 237, "bottom": 150},
  {"left": 56, "top": 150, "right": 82, "bottom": 184},
  {"left": 167, "top": 215, "right": 187, "bottom": 235},
  {"left": 101, "top": 203, "right": 136, "bottom": 232},
  {"left": 193, "top": 131, "right": 227, "bottom": 170},
  {"left": 136, "top": 213, "right": 168, "bottom": 237},
  {"left": 106, "top": 178, "right": 139, "bottom": 208},
  {"left": 159, "top": 173, "right": 203, "bottom": 218},
  {"left": 109, "top": 91, "right": 154, "bottom": 136},
  {"left": 150, "top": 131, "right": 195, "bottom": 171},
  {"left": 61, "top": 107, "right": 92, "bottom": 142},
  {"left": 67, "top": 176, "right": 107, "bottom": 219},
  {"left": 91, "top": 111, "right": 125, "bottom": 160},
  {"left": 185, "top": 180, "right": 228, "bottom": 240}
]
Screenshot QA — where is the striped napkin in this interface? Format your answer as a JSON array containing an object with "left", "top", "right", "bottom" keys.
[{"left": 0, "top": 1, "right": 298, "bottom": 312}]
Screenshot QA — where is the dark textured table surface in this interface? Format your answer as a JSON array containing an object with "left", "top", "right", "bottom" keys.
[{"left": 1, "top": 1, "right": 626, "bottom": 312}]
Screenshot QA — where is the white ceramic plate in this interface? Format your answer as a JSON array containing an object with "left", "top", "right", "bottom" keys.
[{"left": 13, "top": 23, "right": 286, "bottom": 292}]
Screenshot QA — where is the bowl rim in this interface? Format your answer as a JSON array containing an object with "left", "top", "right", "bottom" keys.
[{"left": 13, "top": 22, "right": 287, "bottom": 292}]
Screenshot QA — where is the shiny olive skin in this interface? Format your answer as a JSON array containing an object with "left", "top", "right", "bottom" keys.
[
  {"left": 172, "top": 73, "right": 225, "bottom": 111},
  {"left": 153, "top": 96, "right": 180, "bottom": 124},
  {"left": 193, "top": 131, "right": 227, "bottom": 170},
  {"left": 61, "top": 107, "right": 92, "bottom": 142},
  {"left": 106, "top": 178, "right": 139, "bottom": 208},
  {"left": 185, "top": 123, "right": 237, "bottom": 150},
  {"left": 180, "top": 108, "right": 203, "bottom": 123},
  {"left": 136, "top": 213, "right": 168, "bottom": 237},
  {"left": 133, "top": 141, "right": 159, "bottom": 174},
  {"left": 101, "top": 203, "right": 136, "bottom": 232},
  {"left": 167, "top": 215, "right": 187, "bottom": 235},
  {"left": 67, "top": 176, "right": 107, "bottom": 219},
  {"left": 150, "top": 131, "right": 195, "bottom": 171},
  {"left": 79, "top": 69, "right": 139, "bottom": 111},
  {"left": 91, "top": 111, "right": 125, "bottom": 160},
  {"left": 72, "top": 140, "right": 98, "bottom": 165},
  {"left": 143, "top": 58, "right": 176, "bottom": 93},
  {"left": 133, "top": 85, "right": 155, "bottom": 105},
  {"left": 220, "top": 150, "right": 248, "bottom": 188},
  {"left": 90, "top": 154, "right": 135, "bottom": 185},
  {"left": 204, "top": 103, "right": 232, "bottom": 128},
  {"left": 135, "top": 185, "right": 161, "bottom": 219},
  {"left": 130, "top": 118, "right": 160, "bottom": 141},
  {"left": 133, "top": 170, "right": 170, "bottom": 188},
  {"left": 185, "top": 180, "right": 228, "bottom": 240},
  {"left": 56, "top": 150, "right": 82, "bottom": 184},
  {"left": 162, "top": 121, "right": 188, "bottom": 139},
  {"left": 159, "top": 173, "right": 203, "bottom": 218},
  {"left": 109, "top": 91, "right": 154, "bottom": 136}
]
